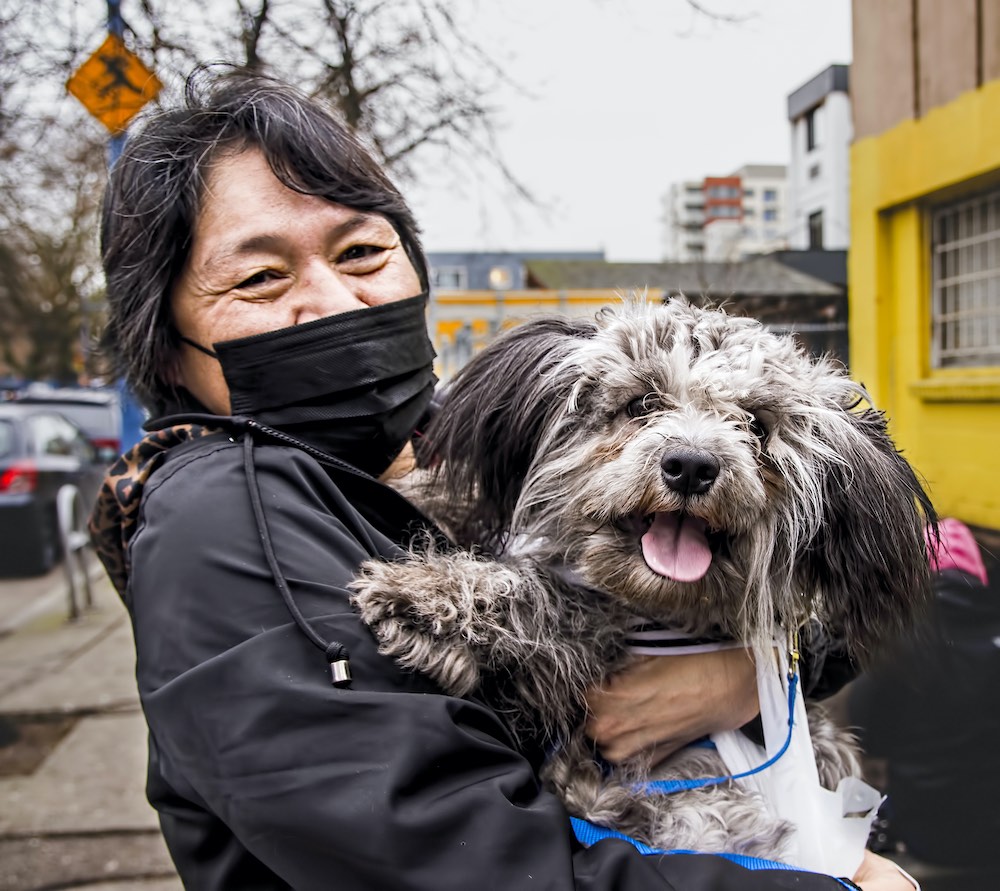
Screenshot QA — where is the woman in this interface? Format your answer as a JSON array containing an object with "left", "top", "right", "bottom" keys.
[{"left": 91, "top": 69, "right": 913, "bottom": 891}]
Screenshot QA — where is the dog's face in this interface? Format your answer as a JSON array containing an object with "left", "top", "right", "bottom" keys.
[{"left": 422, "top": 299, "right": 935, "bottom": 654}]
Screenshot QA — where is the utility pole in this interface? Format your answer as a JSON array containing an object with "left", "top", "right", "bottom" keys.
[
  {"left": 105, "top": 0, "right": 144, "bottom": 448},
  {"left": 67, "top": 0, "right": 161, "bottom": 447},
  {"left": 106, "top": 0, "right": 127, "bottom": 167},
  {"left": 77, "top": 1, "right": 127, "bottom": 383}
]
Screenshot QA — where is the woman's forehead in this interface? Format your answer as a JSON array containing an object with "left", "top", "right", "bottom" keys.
[{"left": 192, "top": 149, "right": 390, "bottom": 244}]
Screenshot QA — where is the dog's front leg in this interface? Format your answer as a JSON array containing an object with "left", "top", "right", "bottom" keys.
[
  {"left": 350, "top": 549, "right": 534, "bottom": 696},
  {"left": 542, "top": 732, "right": 668, "bottom": 847}
]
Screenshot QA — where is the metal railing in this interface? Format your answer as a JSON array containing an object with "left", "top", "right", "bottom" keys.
[{"left": 57, "top": 485, "right": 94, "bottom": 621}]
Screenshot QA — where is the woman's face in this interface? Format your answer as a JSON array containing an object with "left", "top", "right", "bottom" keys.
[{"left": 170, "top": 147, "right": 422, "bottom": 415}]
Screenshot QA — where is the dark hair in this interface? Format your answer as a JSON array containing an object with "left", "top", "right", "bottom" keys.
[{"left": 100, "top": 68, "right": 429, "bottom": 412}]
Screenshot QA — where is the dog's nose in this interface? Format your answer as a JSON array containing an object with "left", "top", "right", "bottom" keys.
[{"left": 660, "top": 448, "right": 720, "bottom": 496}]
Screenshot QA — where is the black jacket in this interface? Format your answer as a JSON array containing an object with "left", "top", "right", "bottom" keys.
[
  {"left": 849, "top": 568, "right": 1000, "bottom": 867},
  {"left": 94, "top": 421, "right": 854, "bottom": 890}
]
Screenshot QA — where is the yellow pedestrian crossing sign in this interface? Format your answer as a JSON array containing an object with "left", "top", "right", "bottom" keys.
[{"left": 67, "top": 33, "right": 162, "bottom": 134}]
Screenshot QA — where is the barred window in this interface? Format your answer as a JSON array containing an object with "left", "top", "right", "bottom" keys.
[{"left": 931, "top": 187, "right": 1000, "bottom": 367}]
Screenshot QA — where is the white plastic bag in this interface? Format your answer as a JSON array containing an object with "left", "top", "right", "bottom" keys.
[{"left": 711, "top": 644, "right": 883, "bottom": 876}]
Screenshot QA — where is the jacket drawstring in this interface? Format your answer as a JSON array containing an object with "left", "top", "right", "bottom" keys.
[{"left": 241, "top": 429, "right": 353, "bottom": 687}]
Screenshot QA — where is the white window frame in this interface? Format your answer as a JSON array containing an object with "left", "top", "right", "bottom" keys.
[{"left": 930, "top": 186, "right": 1000, "bottom": 368}]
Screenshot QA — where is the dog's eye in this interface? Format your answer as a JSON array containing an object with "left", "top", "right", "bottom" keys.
[
  {"left": 748, "top": 410, "right": 773, "bottom": 441},
  {"left": 625, "top": 395, "right": 655, "bottom": 418}
]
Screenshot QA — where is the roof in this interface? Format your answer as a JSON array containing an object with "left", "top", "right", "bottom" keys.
[
  {"left": 731, "top": 164, "right": 788, "bottom": 179},
  {"left": 767, "top": 249, "right": 847, "bottom": 287},
  {"left": 787, "top": 64, "right": 850, "bottom": 120},
  {"left": 524, "top": 256, "right": 842, "bottom": 298},
  {"left": 0, "top": 402, "right": 91, "bottom": 420},
  {"left": 17, "top": 386, "right": 118, "bottom": 407}
]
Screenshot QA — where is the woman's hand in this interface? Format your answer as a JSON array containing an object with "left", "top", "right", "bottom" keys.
[
  {"left": 851, "top": 850, "right": 919, "bottom": 890},
  {"left": 584, "top": 649, "right": 759, "bottom": 764},
  {"left": 380, "top": 441, "right": 418, "bottom": 481}
]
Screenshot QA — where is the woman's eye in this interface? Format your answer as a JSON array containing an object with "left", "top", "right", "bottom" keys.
[
  {"left": 339, "top": 244, "right": 386, "bottom": 263},
  {"left": 235, "top": 270, "right": 278, "bottom": 289}
]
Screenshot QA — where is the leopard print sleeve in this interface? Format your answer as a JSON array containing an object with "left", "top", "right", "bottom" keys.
[{"left": 88, "top": 424, "right": 219, "bottom": 599}]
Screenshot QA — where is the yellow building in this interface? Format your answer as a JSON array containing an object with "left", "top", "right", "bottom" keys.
[
  {"left": 850, "top": 0, "right": 1000, "bottom": 530},
  {"left": 430, "top": 289, "right": 662, "bottom": 381},
  {"left": 429, "top": 256, "right": 846, "bottom": 382}
]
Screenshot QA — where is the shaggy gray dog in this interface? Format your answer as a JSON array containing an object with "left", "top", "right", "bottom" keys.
[{"left": 350, "top": 298, "right": 935, "bottom": 860}]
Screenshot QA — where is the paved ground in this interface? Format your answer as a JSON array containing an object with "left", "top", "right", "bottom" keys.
[{"left": 0, "top": 561, "right": 181, "bottom": 891}]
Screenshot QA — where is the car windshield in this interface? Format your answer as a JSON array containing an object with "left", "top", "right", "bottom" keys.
[{"left": 0, "top": 420, "right": 13, "bottom": 459}]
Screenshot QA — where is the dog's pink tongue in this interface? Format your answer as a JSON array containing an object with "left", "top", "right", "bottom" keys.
[{"left": 641, "top": 513, "right": 712, "bottom": 581}]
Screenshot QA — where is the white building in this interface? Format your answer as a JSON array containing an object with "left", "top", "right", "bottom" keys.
[
  {"left": 661, "top": 165, "right": 789, "bottom": 262},
  {"left": 786, "top": 64, "right": 852, "bottom": 250},
  {"left": 661, "top": 180, "right": 706, "bottom": 261},
  {"left": 705, "top": 164, "right": 789, "bottom": 261}
]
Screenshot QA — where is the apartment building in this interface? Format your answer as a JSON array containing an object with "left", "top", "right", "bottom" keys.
[
  {"left": 661, "top": 180, "right": 706, "bottom": 260},
  {"left": 787, "top": 64, "right": 852, "bottom": 251},
  {"left": 661, "top": 165, "right": 788, "bottom": 261}
]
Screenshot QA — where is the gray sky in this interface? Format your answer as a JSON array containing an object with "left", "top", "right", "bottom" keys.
[{"left": 408, "top": 0, "right": 853, "bottom": 262}]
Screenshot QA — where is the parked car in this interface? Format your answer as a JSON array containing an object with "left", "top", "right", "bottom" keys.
[
  {"left": 16, "top": 387, "right": 122, "bottom": 464},
  {"left": 0, "top": 403, "right": 107, "bottom": 576}
]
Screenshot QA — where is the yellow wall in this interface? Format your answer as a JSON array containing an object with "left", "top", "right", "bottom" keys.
[{"left": 850, "top": 79, "right": 1000, "bottom": 528}]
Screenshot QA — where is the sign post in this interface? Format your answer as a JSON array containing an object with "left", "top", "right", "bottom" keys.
[
  {"left": 66, "top": 1, "right": 160, "bottom": 449},
  {"left": 107, "top": 0, "right": 127, "bottom": 165}
]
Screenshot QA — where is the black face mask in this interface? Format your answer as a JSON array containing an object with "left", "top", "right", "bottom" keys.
[{"left": 182, "top": 293, "right": 437, "bottom": 477}]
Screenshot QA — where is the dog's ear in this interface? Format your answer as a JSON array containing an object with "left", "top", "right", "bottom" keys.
[
  {"left": 800, "top": 406, "right": 937, "bottom": 660},
  {"left": 419, "top": 316, "right": 596, "bottom": 544}
]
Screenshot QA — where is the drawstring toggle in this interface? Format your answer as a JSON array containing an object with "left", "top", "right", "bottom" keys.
[{"left": 326, "top": 643, "right": 352, "bottom": 687}]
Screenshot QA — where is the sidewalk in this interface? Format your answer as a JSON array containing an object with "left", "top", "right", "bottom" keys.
[{"left": 0, "top": 564, "right": 181, "bottom": 891}]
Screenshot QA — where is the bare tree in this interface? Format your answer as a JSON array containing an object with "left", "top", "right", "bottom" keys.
[
  {"left": 0, "top": 2, "right": 107, "bottom": 382},
  {"left": 0, "top": 0, "right": 750, "bottom": 382},
  {"left": 0, "top": 0, "right": 531, "bottom": 381},
  {"left": 116, "top": 0, "right": 526, "bottom": 186},
  {"left": 0, "top": 111, "right": 107, "bottom": 383},
  {"left": 684, "top": 0, "right": 753, "bottom": 25}
]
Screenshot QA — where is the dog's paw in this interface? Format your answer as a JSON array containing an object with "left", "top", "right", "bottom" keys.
[
  {"left": 350, "top": 558, "right": 483, "bottom": 695},
  {"left": 365, "top": 617, "right": 482, "bottom": 696},
  {"left": 351, "top": 557, "right": 465, "bottom": 635},
  {"left": 349, "top": 559, "right": 411, "bottom": 626}
]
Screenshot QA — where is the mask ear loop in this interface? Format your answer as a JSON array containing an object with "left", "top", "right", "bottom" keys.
[
  {"left": 179, "top": 334, "right": 220, "bottom": 359},
  {"left": 241, "top": 430, "right": 352, "bottom": 687}
]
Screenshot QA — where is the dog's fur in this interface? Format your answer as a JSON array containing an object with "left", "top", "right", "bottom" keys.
[{"left": 350, "top": 298, "right": 935, "bottom": 859}]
